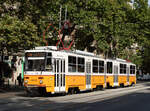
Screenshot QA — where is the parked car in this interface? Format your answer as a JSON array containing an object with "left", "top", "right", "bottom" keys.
[{"left": 137, "top": 74, "right": 150, "bottom": 81}]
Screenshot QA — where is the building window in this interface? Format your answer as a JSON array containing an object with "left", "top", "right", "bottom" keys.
[
  {"left": 130, "top": 65, "right": 135, "bottom": 74},
  {"left": 93, "top": 60, "right": 98, "bottom": 73},
  {"left": 107, "top": 62, "right": 113, "bottom": 74},
  {"left": 77, "top": 57, "right": 85, "bottom": 72},
  {"left": 120, "top": 64, "right": 127, "bottom": 74},
  {"left": 99, "top": 60, "right": 104, "bottom": 73},
  {"left": 68, "top": 56, "right": 76, "bottom": 72}
]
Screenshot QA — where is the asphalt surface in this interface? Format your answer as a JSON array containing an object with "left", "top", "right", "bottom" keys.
[
  {"left": 0, "top": 81, "right": 150, "bottom": 111},
  {"left": 60, "top": 89, "right": 150, "bottom": 111}
]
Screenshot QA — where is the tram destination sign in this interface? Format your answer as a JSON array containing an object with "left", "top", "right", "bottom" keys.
[{"left": 26, "top": 52, "right": 46, "bottom": 57}]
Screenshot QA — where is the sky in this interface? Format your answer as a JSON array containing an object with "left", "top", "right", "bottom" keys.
[{"left": 132, "top": 0, "right": 150, "bottom": 5}]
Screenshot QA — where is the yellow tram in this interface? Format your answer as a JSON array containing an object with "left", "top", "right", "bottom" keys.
[{"left": 24, "top": 46, "right": 136, "bottom": 95}]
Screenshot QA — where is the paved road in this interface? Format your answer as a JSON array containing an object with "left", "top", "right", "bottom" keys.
[{"left": 0, "top": 82, "right": 150, "bottom": 111}]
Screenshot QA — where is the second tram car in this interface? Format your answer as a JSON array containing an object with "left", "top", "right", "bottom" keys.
[{"left": 24, "top": 46, "right": 136, "bottom": 95}]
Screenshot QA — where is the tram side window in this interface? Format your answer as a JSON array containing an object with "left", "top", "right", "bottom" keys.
[
  {"left": 68, "top": 56, "right": 76, "bottom": 72},
  {"left": 130, "top": 65, "right": 135, "bottom": 74},
  {"left": 99, "top": 60, "right": 104, "bottom": 73},
  {"left": 93, "top": 60, "right": 98, "bottom": 73},
  {"left": 107, "top": 62, "right": 113, "bottom": 73},
  {"left": 120, "top": 64, "right": 126, "bottom": 74},
  {"left": 124, "top": 64, "right": 127, "bottom": 73},
  {"left": 77, "top": 57, "right": 85, "bottom": 72}
]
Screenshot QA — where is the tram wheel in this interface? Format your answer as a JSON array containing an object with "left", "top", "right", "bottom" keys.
[
  {"left": 131, "top": 82, "right": 135, "bottom": 87},
  {"left": 120, "top": 83, "right": 124, "bottom": 88},
  {"left": 71, "top": 88, "right": 75, "bottom": 94},
  {"left": 68, "top": 88, "right": 73, "bottom": 95},
  {"left": 39, "top": 87, "right": 47, "bottom": 96}
]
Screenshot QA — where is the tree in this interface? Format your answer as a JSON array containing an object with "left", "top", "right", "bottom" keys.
[
  {"left": 0, "top": 15, "right": 39, "bottom": 55},
  {"left": 0, "top": 0, "right": 150, "bottom": 73},
  {"left": 131, "top": 0, "right": 150, "bottom": 72}
]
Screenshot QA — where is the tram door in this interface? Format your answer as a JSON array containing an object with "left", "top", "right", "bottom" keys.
[
  {"left": 54, "top": 59, "right": 66, "bottom": 92},
  {"left": 127, "top": 66, "right": 130, "bottom": 84},
  {"left": 114, "top": 65, "right": 118, "bottom": 85},
  {"left": 86, "top": 62, "right": 91, "bottom": 89}
]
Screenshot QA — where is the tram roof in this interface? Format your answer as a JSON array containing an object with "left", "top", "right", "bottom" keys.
[
  {"left": 25, "top": 46, "right": 135, "bottom": 65},
  {"left": 26, "top": 46, "right": 103, "bottom": 58}
]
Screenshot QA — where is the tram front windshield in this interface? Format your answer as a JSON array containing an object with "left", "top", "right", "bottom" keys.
[
  {"left": 27, "top": 59, "right": 45, "bottom": 71},
  {"left": 25, "top": 52, "right": 52, "bottom": 71}
]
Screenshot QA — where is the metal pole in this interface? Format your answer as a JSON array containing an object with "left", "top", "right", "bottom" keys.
[
  {"left": 59, "top": 5, "right": 62, "bottom": 30},
  {"left": 65, "top": 5, "right": 67, "bottom": 21}
]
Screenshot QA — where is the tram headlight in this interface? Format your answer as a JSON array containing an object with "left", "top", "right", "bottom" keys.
[
  {"left": 40, "top": 80, "right": 43, "bottom": 84},
  {"left": 24, "top": 80, "right": 28, "bottom": 84}
]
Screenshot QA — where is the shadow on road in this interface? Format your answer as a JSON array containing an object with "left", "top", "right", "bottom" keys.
[{"left": 0, "top": 85, "right": 24, "bottom": 93}]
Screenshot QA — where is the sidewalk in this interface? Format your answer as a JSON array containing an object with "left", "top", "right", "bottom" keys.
[{"left": 0, "top": 85, "right": 24, "bottom": 93}]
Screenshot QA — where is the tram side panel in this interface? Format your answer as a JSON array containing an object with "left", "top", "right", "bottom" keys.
[
  {"left": 129, "top": 75, "right": 136, "bottom": 85},
  {"left": 65, "top": 55, "right": 86, "bottom": 92},
  {"left": 91, "top": 75, "right": 105, "bottom": 89},
  {"left": 118, "top": 75, "right": 127, "bottom": 86},
  {"left": 66, "top": 74, "right": 86, "bottom": 91},
  {"left": 91, "top": 59, "right": 105, "bottom": 89},
  {"left": 118, "top": 63, "right": 127, "bottom": 86},
  {"left": 129, "top": 64, "right": 136, "bottom": 85},
  {"left": 45, "top": 75, "right": 55, "bottom": 93},
  {"left": 106, "top": 61, "right": 114, "bottom": 87}
]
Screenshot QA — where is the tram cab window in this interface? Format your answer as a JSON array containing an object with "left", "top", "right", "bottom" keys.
[
  {"left": 77, "top": 57, "right": 85, "bottom": 72},
  {"left": 45, "top": 58, "right": 52, "bottom": 71},
  {"left": 26, "top": 59, "right": 45, "bottom": 71},
  {"left": 25, "top": 52, "right": 46, "bottom": 71},
  {"left": 107, "top": 62, "right": 113, "bottom": 73},
  {"left": 120, "top": 64, "right": 127, "bottom": 74},
  {"left": 130, "top": 65, "right": 136, "bottom": 74},
  {"left": 99, "top": 60, "right": 104, "bottom": 73},
  {"left": 45, "top": 52, "right": 52, "bottom": 71},
  {"left": 68, "top": 56, "right": 76, "bottom": 72},
  {"left": 93, "top": 60, "right": 98, "bottom": 73}
]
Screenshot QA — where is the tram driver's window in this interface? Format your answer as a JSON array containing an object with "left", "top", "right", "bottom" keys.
[
  {"left": 107, "top": 62, "right": 113, "bottom": 73},
  {"left": 46, "top": 58, "right": 52, "bottom": 71}
]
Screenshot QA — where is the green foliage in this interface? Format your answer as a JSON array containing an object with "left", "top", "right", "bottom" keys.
[
  {"left": 0, "top": 0, "right": 150, "bottom": 72},
  {"left": 0, "top": 15, "right": 39, "bottom": 53}
]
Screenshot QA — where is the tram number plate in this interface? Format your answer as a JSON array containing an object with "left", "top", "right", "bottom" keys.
[{"left": 31, "top": 79, "right": 37, "bottom": 82}]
